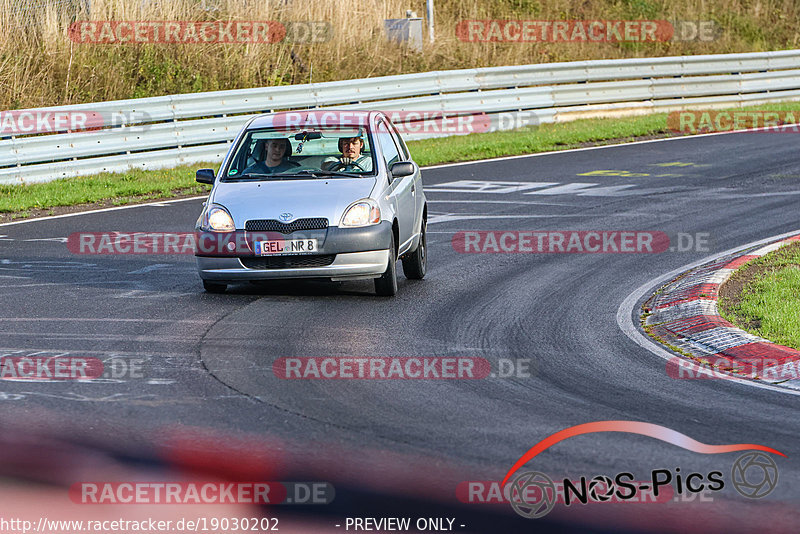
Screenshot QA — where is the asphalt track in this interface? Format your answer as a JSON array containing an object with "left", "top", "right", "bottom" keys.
[{"left": 1, "top": 131, "right": 800, "bottom": 533}]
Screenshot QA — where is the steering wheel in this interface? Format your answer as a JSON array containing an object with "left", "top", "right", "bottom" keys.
[{"left": 330, "top": 160, "right": 365, "bottom": 172}]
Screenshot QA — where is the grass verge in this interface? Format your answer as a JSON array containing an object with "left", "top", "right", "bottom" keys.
[
  {"left": 0, "top": 167, "right": 212, "bottom": 222},
  {"left": 719, "top": 241, "right": 800, "bottom": 350},
  {"left": 4, "top": 100, "right": 800, "bottom": 222}
]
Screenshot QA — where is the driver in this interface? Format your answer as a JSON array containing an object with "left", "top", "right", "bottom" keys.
[
  {"left": 321, "top": 134, "right": 373, "bottom": 172},
  {"left": 244, "top": 138, "right": 299, "bottom": 174}
]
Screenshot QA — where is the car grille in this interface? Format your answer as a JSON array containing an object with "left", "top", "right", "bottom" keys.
[
  {"left": 240, "top": 255, "right": 336, "bottom": 269},
  {"left": 245, "top": 218, "right": 328, "bottom": 234}
]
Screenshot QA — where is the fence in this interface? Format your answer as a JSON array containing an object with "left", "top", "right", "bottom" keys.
[
  {"left": 1, "top": 0, "right": 88, "bottom": 20},
  {"left": 2, "top": 49, "right": 800, "bottom": 184}
]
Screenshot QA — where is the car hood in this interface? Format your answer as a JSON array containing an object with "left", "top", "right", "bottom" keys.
[{"left": 210, "top": 177, "right": 378, "bottom": 228}]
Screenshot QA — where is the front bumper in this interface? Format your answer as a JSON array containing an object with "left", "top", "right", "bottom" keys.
[
  {"left": 197, "top": 249, "right": 390, "bottom": 281},
  {"left": 196, "top": 220, "right": 393, "bottom": 281}
]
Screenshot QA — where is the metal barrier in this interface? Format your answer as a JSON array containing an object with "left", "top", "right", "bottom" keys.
[{"left": 2, "top": 49, "right": 800, "bottom": 184}]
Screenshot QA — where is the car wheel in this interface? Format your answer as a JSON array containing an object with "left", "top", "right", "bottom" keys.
[
  {"left": 402, "top": 217, "right": 427, "bottom": 280},
  {"left": 374, "top": 232, "right": 398, "bottom": 297},
  {"left": 203, "top": 280, "right": 227, "bottom": 293}
]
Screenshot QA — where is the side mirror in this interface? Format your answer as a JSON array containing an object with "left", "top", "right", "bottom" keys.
[
  {"left": 196, "top": 169, "right": 215, "bottom": 184},
  {"left": 389, "top": 161, "right": 415, "bottom": 179}
]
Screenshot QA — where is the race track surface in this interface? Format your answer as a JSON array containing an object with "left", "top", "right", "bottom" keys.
[{"left": 1, "top": 131, "right": 799, "bottom": 533}]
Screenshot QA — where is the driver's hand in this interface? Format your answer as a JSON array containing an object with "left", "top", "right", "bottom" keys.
[{"left": 339, "top": 157, "right": 353, "bottom": 166}]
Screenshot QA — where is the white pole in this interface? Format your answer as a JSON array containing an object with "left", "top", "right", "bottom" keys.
[{"left": 426, "top": 0, "right": 434, "bottom": 43}]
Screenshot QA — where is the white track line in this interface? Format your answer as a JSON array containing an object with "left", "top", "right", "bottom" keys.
[{"left": 617, "top": 228, "right": 800, "bottom": 397}]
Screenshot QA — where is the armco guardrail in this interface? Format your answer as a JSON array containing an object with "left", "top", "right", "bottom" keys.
[{"left": 2, "top": 50, "right": 800, "bottom": 184}]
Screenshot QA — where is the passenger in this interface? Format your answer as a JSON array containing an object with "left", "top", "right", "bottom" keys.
[{"left": 244, "top": 138, "right": 299, "bottom": 174}]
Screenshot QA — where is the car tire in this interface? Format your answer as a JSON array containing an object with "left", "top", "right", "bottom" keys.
[
  {"left": 402, "top": 217, "right": 427, "bottom": 280},
  {"left": 203, "top": 280, "right": 227, "bottom": 293},
  {"left": 374, "top": 232, "right": 398, "bottom": 297}
]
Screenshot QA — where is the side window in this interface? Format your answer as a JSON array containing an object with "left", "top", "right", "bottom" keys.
[
  {"left": 387, "top": 121, "right": 410, "bottom": 160},
  {"left": 376, "top": 120, "right": 401, "bottom": 169}
]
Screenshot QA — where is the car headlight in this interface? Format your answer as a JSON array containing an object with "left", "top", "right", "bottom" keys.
[
  {"left": 203, "top": 205, "right": 235, "bottom": 232},
  {"left": 341, "top": 200, "right": 381, "bottom": 227}
]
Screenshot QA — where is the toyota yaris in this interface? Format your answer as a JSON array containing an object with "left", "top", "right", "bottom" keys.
[{"left": 194, "top": 110, "right": 427, "bottom": 296}]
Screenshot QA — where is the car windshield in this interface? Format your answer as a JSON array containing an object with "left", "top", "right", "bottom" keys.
[{"left": 222, "top": 127, "right": 377, "bottom": 181}]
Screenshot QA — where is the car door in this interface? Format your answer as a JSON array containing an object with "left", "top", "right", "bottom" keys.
[
  {"left": 386, "top": 120, "right": 422, "bottom": 240},
  {"left": 376, "top": 119, "right": 415, "bottom": 254}
]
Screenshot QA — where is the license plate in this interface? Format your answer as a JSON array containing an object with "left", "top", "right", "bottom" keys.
[{"left": 254, "top": 239, "right": 318, "bottom": 255}]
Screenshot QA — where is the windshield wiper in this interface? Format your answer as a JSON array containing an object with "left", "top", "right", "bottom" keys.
[{"left": 283, "top": 170, "right": 364, "bottom": 178}]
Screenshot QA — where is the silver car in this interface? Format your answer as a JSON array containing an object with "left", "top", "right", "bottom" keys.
[{"left": 194, "top": 110, "right": 427, "bottom": 296}]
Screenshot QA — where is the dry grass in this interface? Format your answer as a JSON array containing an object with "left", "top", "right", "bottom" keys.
[{"left": 0, "top": 0, "right": 799, "bottom": 109}]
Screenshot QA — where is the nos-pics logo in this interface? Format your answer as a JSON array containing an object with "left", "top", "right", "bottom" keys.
[{"left": 503, "top": 421, "right": 783, "bottom": 519}]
